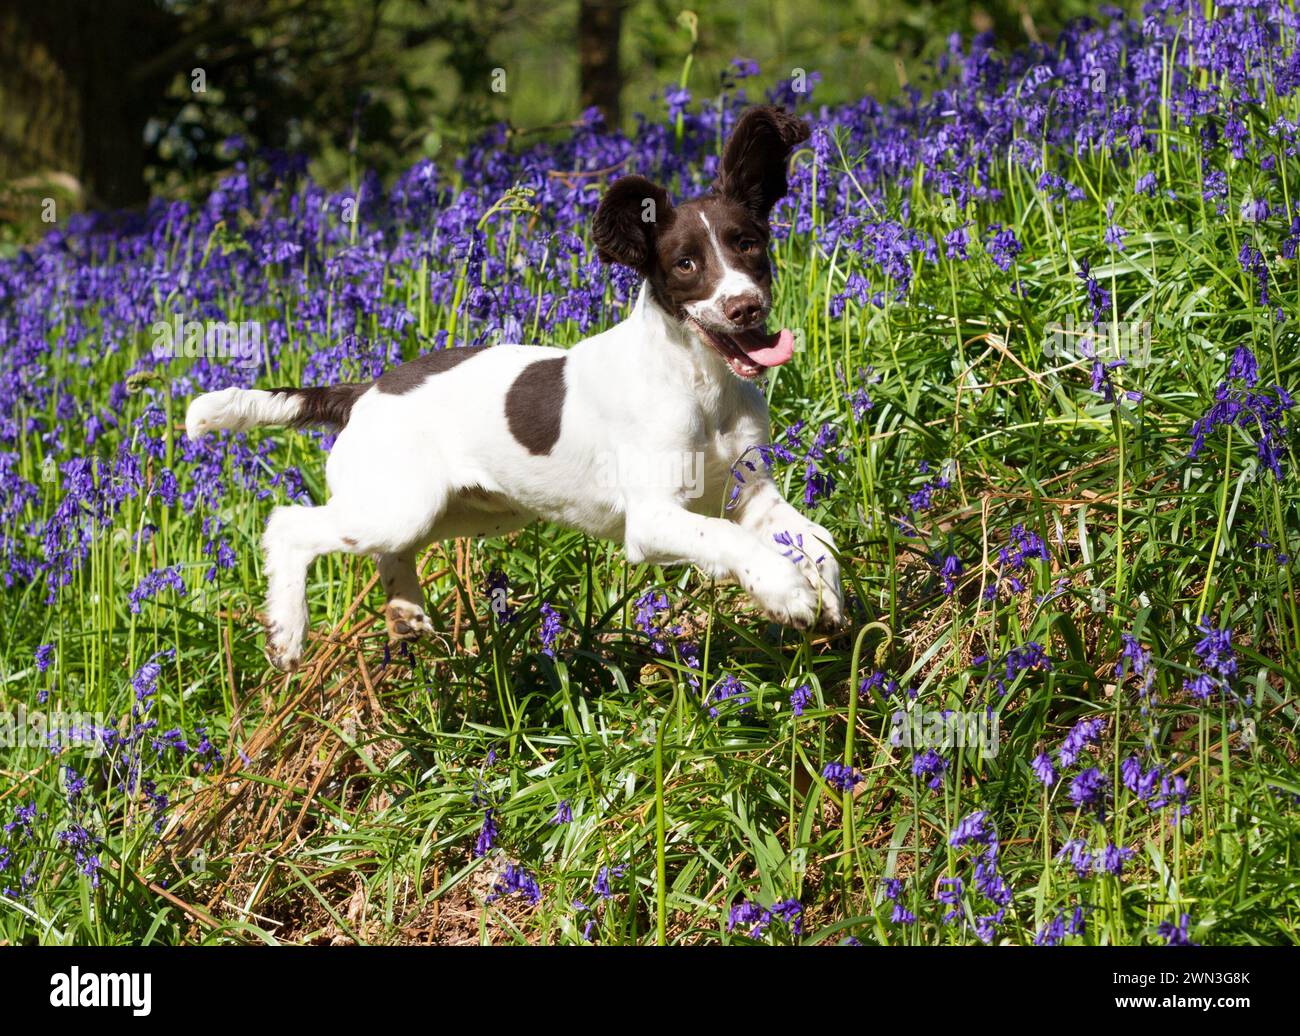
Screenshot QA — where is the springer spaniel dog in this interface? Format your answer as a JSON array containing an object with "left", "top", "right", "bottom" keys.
[{"left": 186, "top": 106, "right": 844, "bottom": 670}]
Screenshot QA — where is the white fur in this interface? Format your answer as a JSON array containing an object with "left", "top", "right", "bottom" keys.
[
  {"left": 185, "top": 387, "right": 303, "bottom": 438},
  {"left": 187, "top": 284, "right": 843, "bottom": 669}
]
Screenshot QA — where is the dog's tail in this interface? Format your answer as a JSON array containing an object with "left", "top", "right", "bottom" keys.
[{"left": 185, "top": 384, "right": 369, "bottom": 439}]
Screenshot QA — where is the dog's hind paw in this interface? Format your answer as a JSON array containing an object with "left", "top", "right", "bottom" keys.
[
  {"left": 385, "top": 601, "right": 435, "bottom": 642},
  {"left": 262, "top": 617, "right": 306, "bottom": 672},
  {"left": 264, "top": 634, "right": 302, "bottom": 672}
]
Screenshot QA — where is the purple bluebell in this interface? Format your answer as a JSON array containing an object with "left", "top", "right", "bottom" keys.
[
  {"left": 912, "top": 749, "right": 947, "bottom": 789},
  {"left": 550, "top": 800, "right": 573, "bottom": 825},
  {"left": 127, "top": 566, "right": 187, "bottom": 613},
  {"left": 593, "top": 864, "right": 625, "bottom": 900},
  {"left": 881, "top": 879, "right": 915, "bottom": 925},
  {"left": 789, "top": 683, "right": 814, "bottom": 717},
  {"left": 949, "top": 811, "right": 997, "bottom": 849},
  {"left": 487, "top": 863, "right": 542, "bottom": 906},
  {"left": 936, "top": 876, "right": 964, "bottom": 924},
  {"left": 537, "top": 602, "right": 563, "bottom": 658},
  {"left": 1031, "top": 751, "right": 1057, "bottom": 786},
  {"left": 1057, "top": 716, "right": 1106, "bottom": 768},
  {"left": 707, "top": 673, "right": 751, "bottom": 718},
  {"left": 823, "top": 760, "right": 863, "bottom": 791},
  {"left": 1157, "top": 914, "right": 1197, "bottom": 946},
  {"left": 1069, "top": 767, "right": 1110, "bottom": 818},
  {"left": 474, "top": 808, "right": 498, "bottom": 858}
]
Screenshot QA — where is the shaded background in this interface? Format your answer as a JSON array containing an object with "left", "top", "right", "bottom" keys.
[{"left": 1, "top": 0, "right": 1101, "bottom": 237}]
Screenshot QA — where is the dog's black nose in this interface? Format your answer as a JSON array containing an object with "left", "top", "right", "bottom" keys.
[{"left": 723, "top": 294, "right": 764, "bottom": 326}]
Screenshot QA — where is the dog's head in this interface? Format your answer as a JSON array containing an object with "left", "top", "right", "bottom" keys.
[{"left": 592, "top": 106, "right": 810, "bottom": 379}]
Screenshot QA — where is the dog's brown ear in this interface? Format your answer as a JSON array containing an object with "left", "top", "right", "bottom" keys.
[
  {"left": 592, "top": 175, "right": 673, "bottom": 273},
  {"left": 713, "top": 106, "right": 810, "bottom": 223}
]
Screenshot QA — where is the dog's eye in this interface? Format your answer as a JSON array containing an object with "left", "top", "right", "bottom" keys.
[
  {"left": 737, "top": 238, "right": 758, "bottom": 253},
  {"left": 675, "top": 257, "right": 696, "bottom": 273}
]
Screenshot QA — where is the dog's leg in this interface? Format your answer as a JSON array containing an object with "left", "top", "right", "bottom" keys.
[
  {"left": 376, "top": 550, "right": 434, "bottom": 641},
  {"left": 624, "top": 500, "right": 822, "bottom": 629},
  {"left": 731, "top": 478, "right": 844, "bottom": 629},
  {"left": 262, "top": 504, "right": 357, "bottom": 671}
]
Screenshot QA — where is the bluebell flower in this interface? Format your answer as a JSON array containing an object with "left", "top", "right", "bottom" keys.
[
  {"left": 938, "top": 553, "right": 962, "bottom": 595},
  {"left": 912, "top": 749, "right": 947, "bottom": 789},
  {"left": 127, "top": 566, "right": 187, "bottom": 613},
  {"left": 728, "top": 896, "right": 803, "bottom": 938},
  {"left": 769, "top": 899, "right": 804, "bottom": 935},
  {"left": 1157, "top": 914, "right": 1197, "bottom": 946},
  {"left": 1189, "top": 347, "right": 1292, "bottom": 481},
  {"left": 789, "top": 683, "right": 814, "bottom": 717},
  {"left": 822, "top": 760, "right": 863, "bottom": 791},
  {"left": 486, "top": 569, "right": 514, "bottom": 624},
  {"left": 633, "top": 590, "right": 677, "bottom": 654},
  {"left": 474, "top": 808, "right": 498, "bottom": 858},
  {"left": 550, "top": 800, "right": 573, "bottom": 825},
  {"left": 1096, "top": 842, "right": 1134, "bottom": 876},
  {"left": 936, "top": 876, "right": 964, "bottom": 924},
  {"left": 707, "top": 673, "right": 751, "bottom": 718},
  {"left": 1076, "top": 257, "right": 1111, "bottom": 325},
  {"left": 487, "top": 863, "right": 541, "bottom": 906},
  {"left": 537, "top": 602, "right": 563, "bottom": 657},
  {"left": 950, "top": 811, "right": 997, "bottom": 849},
  {"left": 1057, "top": 716, "right": 1105, "bottom": 768},
  {"left": 1183, "top": 620, "right": 1243, "bottom": 704},
  {"left": 593, "top": 864, "right": 625, "bottom": 900},
  {"left": 1069, "top": 767, "right": 1110, "bottom": 818},
  {"left": 1056, "top": 839, "right": 1095, "bottom": 878}
]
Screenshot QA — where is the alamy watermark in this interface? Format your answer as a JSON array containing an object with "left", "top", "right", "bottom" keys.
[
  {"left": 1, "top": 706, "right": 108, "bottom": 757},
  {"left": 1044, "top": 315, "right": 1152, "bottom": 367},
  {"left": 151, "top": 314, "right": 264, "bottom": 369},
  {"left": 890, "top": 707, "right": 1000, "bottom": 759},
  {"left": 50, "top": 967, "right": 151, "bottom": 1016},
  {"left": 594, "top": 449, "right": 706, "bottom": 499}
]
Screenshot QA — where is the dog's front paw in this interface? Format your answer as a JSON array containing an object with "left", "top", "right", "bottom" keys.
[
  {"left": 742, "top": 556, "right": 823, "bottom": 631},
  {"left": 769, "top": 525, "right": 845, "bottom": 632},
  {"left": 815, "top": 579, "right": 845, "bottom": 633},
  {"left": 384, "top": 601, "right": 435, "bottom": 641},
  {"left": 812, "top": 555, "right": 845, "bottom": 632}
]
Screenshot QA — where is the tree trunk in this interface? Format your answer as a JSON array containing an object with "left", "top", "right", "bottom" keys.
[
  {"left": 0, "top": 0, "right": 177, "bottom": 209},
  {"left": 577, "top": 0, "right": 624, "bottom": 128}
]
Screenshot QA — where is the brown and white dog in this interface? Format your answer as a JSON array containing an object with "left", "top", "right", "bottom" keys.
[{"left": 186, "top": 106, "right": 844, "bottom": 670}]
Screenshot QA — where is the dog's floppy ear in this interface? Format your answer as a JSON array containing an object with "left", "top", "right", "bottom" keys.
[
  {"left": 592, "top": 175, "right": 673, "bottom": 273},
  {"left": 713, "top": 106, "right": 810, "bottom": 223}
]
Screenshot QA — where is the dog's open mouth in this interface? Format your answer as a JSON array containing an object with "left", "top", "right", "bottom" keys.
[{"left": 690, "top": 319, "right": 795, "bottom": 379}]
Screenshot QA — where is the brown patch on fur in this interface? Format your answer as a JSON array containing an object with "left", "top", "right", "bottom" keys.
[
  {"left": 711, "top": 106, "right": 810, "bottom": 224},
  {"left": 505, "top": 357, "right": 566, "bottom": 455},
  {"left": 268, "top": 384, "right": 369, "bottom": 429},
  {"left": 375, "top": 346, "right": 487, "bottom": 395}
]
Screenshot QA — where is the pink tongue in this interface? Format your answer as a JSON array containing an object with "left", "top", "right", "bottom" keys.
[{"left": 736, "top": 327, "right": 794, "bottom": 367}]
